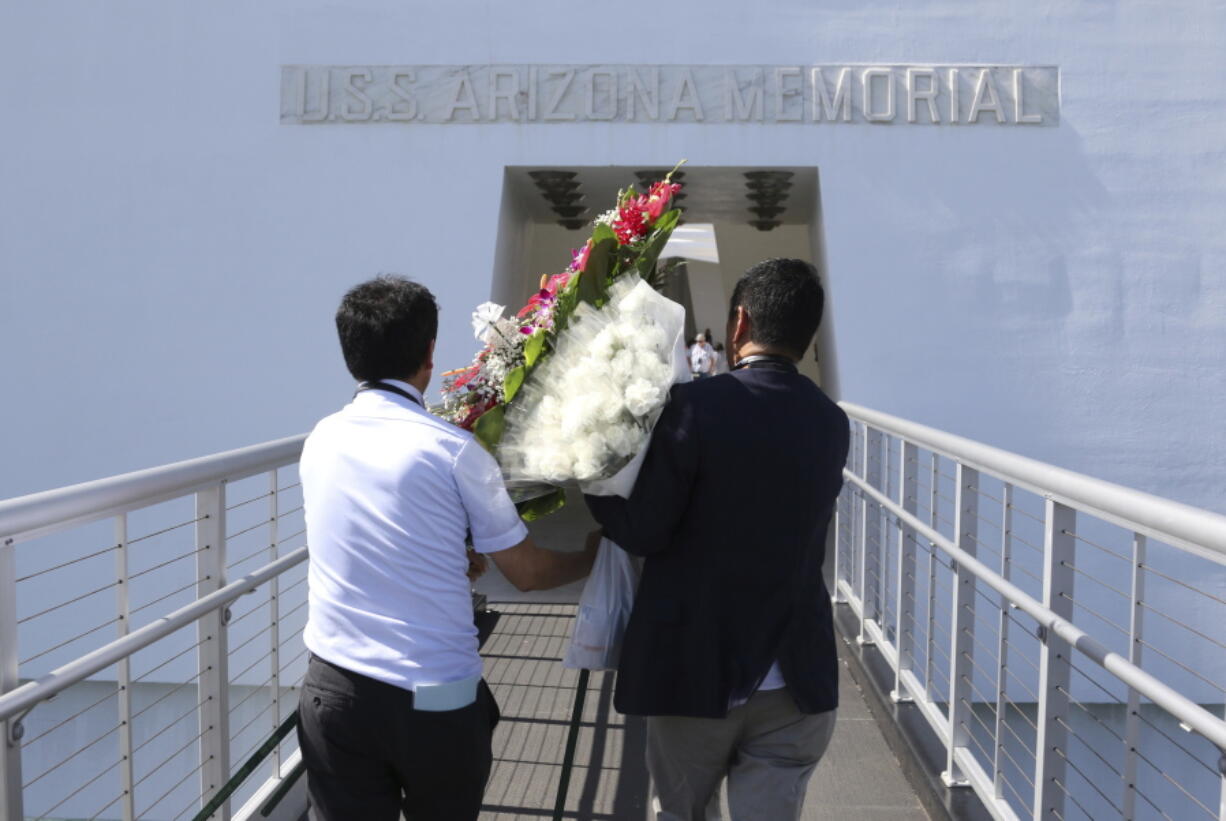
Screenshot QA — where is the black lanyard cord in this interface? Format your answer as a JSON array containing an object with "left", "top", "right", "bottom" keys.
[
  {"left": 732, "top": 354, "right": 798, "bottom": 373},
  {"left": 355, "top": 381, "right": 422, "bottom": 407}
]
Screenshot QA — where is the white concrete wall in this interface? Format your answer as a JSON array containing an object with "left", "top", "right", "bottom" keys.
[{"left": 3, "top": 0, "right": 1224, "bottom": 520}]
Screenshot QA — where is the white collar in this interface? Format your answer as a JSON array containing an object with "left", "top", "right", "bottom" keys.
[{"left": 358, "top": 378, "right": 425, "bottom": 407}]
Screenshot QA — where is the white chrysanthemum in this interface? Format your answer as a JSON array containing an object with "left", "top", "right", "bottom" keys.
[
  {"left": 604, "top": 423, "right": 643, "bottom": 458},
  {"left": 609, "top": 349, "right": 636, "bottom": 383},
  {"left": 571, "top": 436, "right": 608, "bottom": 481},
  {"left": 498, "top": 273, "right": 685, "bottom": 489},
  {"left": 634, "top": 352, "right": 671, "bottom": 385},
  {"left": 536, "top": 395, "right": 563, "bottom": 429},
  {"left": 529, "top": 449, "right": 573, "bottom": 483},
  {"left": 591, "top": 326, "right": 619, "bottom": 358},
  {"left": 638, "top": 325, "right": 668, "bottom": 353},
  {"left": 624, "top": 379, "right": 662, "bottom": 417},
  {"left": 598, "top": 397, "right": 625, "bottom": 423}
]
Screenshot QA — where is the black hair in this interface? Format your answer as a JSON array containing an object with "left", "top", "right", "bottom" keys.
[
  {"left": 335, "top": 275, "right": 438, "bottom": 381},
  {"left": 728, "top": 258, "right": 824, "bottom": 357}
]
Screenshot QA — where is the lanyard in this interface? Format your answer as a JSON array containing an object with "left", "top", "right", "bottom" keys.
[{"left": 355, "top": 381, "right": 422, "bottom": 407}]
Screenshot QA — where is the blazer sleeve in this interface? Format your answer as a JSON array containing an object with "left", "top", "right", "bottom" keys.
[{"left": 583, "top": 385, "right": 699, "bottom": 557}]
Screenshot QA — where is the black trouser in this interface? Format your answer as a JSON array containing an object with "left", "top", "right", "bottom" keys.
[{"left": 297, "top": 654, "right": 500, "bottom": 821}]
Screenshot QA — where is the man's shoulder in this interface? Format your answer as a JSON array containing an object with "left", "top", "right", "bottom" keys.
[
  {"left": 308, "top": 402, "right": 475, "bottom": 455},
  {"left": 682, "top": 371, "right": 846, "bottom": 420}
]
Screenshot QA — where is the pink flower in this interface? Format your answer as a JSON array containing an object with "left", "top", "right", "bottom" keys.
[
  {"left": 645, "top": 181, "right": 681, "bottom": 222},
  {"left": 569, "top": 241, "right": 592, "bottom": 273}
]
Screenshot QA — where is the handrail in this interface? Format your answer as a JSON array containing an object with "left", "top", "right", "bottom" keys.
[
  {"left": 844, "top": 469, "right": 1226, "bottom": 755},
  {"left": 0, "top": 434, "right": 306, "bottom": 544},
  {"left": 0, "top": 546, "right": 308, "bottom": 723},
  {"left": 840, "top": 402, "right": 1226, "bottom": 563}
]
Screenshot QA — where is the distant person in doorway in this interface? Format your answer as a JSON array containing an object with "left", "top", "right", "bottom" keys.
[
  {"left": 584, "top": 259, "right": 848, "bottom": 821},
  {"left": 689, "top": 333, "right": 716, "bottom": 379},
  {"left": 297, "top": 275, "right": 596, "bottom": 821},
  {"left": 713, "top": 342, "right": 729, "bottom": 375}
]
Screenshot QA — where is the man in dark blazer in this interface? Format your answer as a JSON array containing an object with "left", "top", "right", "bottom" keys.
[{"left": 585, "top": 258, "right": 849, "bottom": 820}]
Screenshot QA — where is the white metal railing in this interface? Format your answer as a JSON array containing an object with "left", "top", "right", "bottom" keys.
[
  {"left": 0, "top": 436, "right": 308, "bottom": 821},
  {"left": 6, "top": 406, "right": 1226, "bottom": 820},
  {"left": 834, "top": 402, "right": 1226, "bottom": 821}
]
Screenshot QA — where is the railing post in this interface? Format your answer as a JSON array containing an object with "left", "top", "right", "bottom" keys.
[
  {"left": 1122, "top": 532, "right": 1145, "bottom": 821},
  {"left": 843, "top": 425, "right": 863, "bottom": 607},
  {"left": 1220, "top": 752, "right": 1226, "bottom": 821},
  {"left": 858, "top": 426, "right": 883, "bottom": 645},
  {"left": 0, "top": 533, "right": 24, "bottom": 821},
  {"left": 892, "top": 441, "right": 918, "bottom": 702},
  {"left": 992, "top": 484, "right": 1013, "bottom": 800},
  {"left": 943, "top": 464, "right": 978, "bottom": 786},
  {"left": 923, "top": 454, "right": 940, "bottom": 703},
  {"left": 115, "top": 514, "right": 136, "bottom": 821},
  {"left": 1032, "top": 500, "right": 1074, "bottom": 821},
  {"left": 197, "top": 483, "right": 232, "bottom": 820},
  {"left": 268, "top": 471, "right": 283, "bottom": 778},
  {"left": 828, "top": 470, "right": 848, "bottom": 605},
  {"left": 877, "top": 437, "right": 891, "bottom": 645}
]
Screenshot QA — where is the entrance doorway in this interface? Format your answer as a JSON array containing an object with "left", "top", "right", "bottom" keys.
[
  {"left": 478, "top": 165, "right": 841, "bottom": 602},
  {"left": 490, "top": 166, "right": 837, "bottom": 392}
]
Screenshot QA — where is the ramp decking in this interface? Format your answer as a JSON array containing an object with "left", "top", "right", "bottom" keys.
[{"left": 478, "top": 599, "right": 928, "bottom": 821}]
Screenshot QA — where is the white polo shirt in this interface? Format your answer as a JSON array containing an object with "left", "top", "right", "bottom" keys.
[{"left": 300, "top": 379, "right": 527, "bottom": 691}]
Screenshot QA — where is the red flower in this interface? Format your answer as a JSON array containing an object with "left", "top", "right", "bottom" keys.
[
  {"left": 458, "top": 397, "right": 497, "bottom": 430},
  {"left": 545, "top": 272, "right": 571, "bottom": 294},
  {"left": 517, "top": 292, "right": 546, "bottom": 318},
  {"left": 645, "top": 181, "right": 681, "bottom": 222},
  {"left": 612, "top": 198, "right": 649, "bottom": 244},
  {"left": 451, "top": 364, "right": 481, "bottom": 390}
]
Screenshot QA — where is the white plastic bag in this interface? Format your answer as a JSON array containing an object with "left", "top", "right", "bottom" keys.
[{"left": 563, "top": 537, "right": 640, "bottom": 670}]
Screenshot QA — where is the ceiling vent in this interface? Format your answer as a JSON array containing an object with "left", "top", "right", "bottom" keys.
[
  {"left": 529, "top": 170, "right": 589, "bottom": 229},
  {"left": 744, "top": 170, "right": 793, "bottom": 231}
]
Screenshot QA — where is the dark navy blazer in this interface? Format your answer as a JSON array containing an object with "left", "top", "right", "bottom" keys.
[{"left": 584, "top": 365, "right": 849, "bottom": 718}]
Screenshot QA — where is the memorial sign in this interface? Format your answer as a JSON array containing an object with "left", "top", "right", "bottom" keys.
[{"left": 280, "top": 64, "right": 1059, "bottom": 126}]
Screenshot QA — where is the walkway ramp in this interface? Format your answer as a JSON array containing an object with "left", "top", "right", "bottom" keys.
[{"left": 477, "top": 599, "right": 928, "bottom": 821}]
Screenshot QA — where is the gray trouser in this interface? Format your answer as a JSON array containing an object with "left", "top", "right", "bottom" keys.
[{"left": 645, "top": 689, "right": 836, "bottom": 821}]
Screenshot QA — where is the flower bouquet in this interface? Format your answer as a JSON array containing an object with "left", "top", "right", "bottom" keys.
[{"left": 438, "top": 163, "right": 689, "bottom": 519}]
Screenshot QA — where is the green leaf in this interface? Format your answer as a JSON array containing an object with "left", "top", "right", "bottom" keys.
[
  {"left": 591, "top": 223, "right": 616, "bottom": 245},
  {"left": 579, "top": 237, "right": 618, "bottom": 306},
  {"left": 523, "top": 330, "right": 546, "bottom": 367},
  {"left": 516, "top": 488, "right": 567, "bottom": 521},
  {"left": 552, "top": 277, "right": 580, "bottom": 334},
  {"left": 503, "top": 365, "right": 525, "bottom": 403},
  {"left": 472, "top": 405, "right": 506, "bottom": 451},
  {"left": 633, "top": 209, "right": 681, "bottom": 287},
  {"left": 647, "top": 257, "right": 683, "bottom": 292}
]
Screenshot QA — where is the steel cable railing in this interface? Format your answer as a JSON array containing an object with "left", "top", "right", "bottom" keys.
[
  {"left": 0, "top": 437, "right": 306, "bottom": 821},
  {"left": 834, "top": 402, "right": 1226, "bottom": 821},
  {"left": 5, "top": 406, "right": 1225, "bottom": 819}
]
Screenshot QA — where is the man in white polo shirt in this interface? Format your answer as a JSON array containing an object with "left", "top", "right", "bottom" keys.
[{"left": 298, "top": 275, "right": 597, "bottom": 820}]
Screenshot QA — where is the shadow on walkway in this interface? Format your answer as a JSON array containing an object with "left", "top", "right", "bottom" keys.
[{"left": 477, "top": 603, "right": 927, "bottom": 821}]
